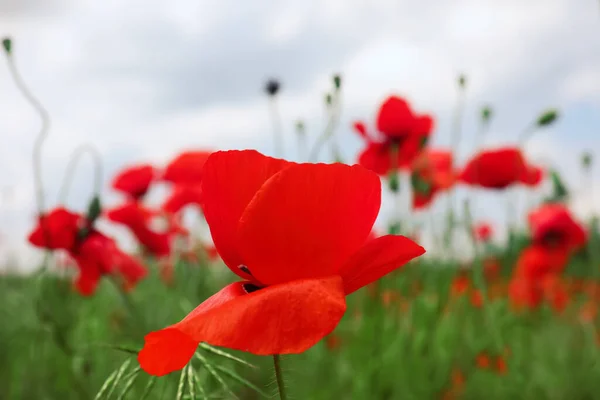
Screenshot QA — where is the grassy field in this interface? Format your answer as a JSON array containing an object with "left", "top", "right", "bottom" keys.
[{"left": 2, "top": 232, "right": 600, "bottom": 400}]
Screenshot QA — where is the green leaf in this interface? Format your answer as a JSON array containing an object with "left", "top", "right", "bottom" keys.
[
  {"left": 105, "top": 359, "right": 132, "bottom": 399},
  {"left": 215, "top": 365, "right": 270, "bottom": 397},
  {"left": 195, "top": 352, "right": 237, "bottom": 399},
  {"left": 199, "top": 343, "right": 257, "bottom": 369},
  {"left": 116, "top": 367, "right": 141, "bottom": 400},
  {"left": 139, "top": 376, "right": 157, "bottom": 400},
  {"left": 95, "top": 370, "right": 118, "bottom": 400},
  {"left": 176, "top": 367, "right": 188, "bottom": 400}
]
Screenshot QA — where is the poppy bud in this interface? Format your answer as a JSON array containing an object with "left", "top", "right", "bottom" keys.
[
  {"left": 2, "top": 37, "right": 11, "bottom": 55},
  {"left": 264, "top": 79, "right": 280, "bottom": 96},
  {"left": 536, "top": 109, "right": 558, "bottom": 127},
  {"left": 86, "top": 195, "right": 102, "bottom": 224},
  {"left": 295, "top": 120, "right": 305, "bottom": 136},
  {"left": 388, "top": 222, "right": 401, "bottom": 235},
  {"left": 388, "top": 172, "right": 400, "bottom": 193},
  {"left": 458, "top": 74, "right": 467, "bottom": 88},
  {"left": 333, "top": 74, "right": 342, "bottom": 90},
  {"left": 325, "top": 93, "right": 333, "bottom": 107},
  {"left": 481, "top": 106, "right": 492, "bottom": 122},
  {"left": 582, "top": 152, "right": 593, "bottom": 170},
  {"left": 544, "top": 169, "right": 568, "bottom": 203}
]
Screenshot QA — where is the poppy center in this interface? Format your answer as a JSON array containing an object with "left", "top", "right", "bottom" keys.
[{"left": 242, "top": 283, "right": 262, "bottom": 294}]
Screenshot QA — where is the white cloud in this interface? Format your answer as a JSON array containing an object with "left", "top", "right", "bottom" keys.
[{"left": 1, "top": 0, "right": 599, "bottom": 269}]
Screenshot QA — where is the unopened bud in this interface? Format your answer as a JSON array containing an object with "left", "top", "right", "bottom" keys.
[
  {"left": 295, "top": 120, "right": 305, "bottom": 135},
  {"left": 481, "top": 106, "right": 493, "bottom": 122},
  {"left": 333, "top": 74, "right": 342, "bottom": 90},
  {"left": 388, "top": 172, "right": 400, "bottom": 193},
  {"left": 536, "top": 109, "right": 558, "bottom": 127},
  {"left": 2, "top": 37, "right": 11, "bottom": 55},
  {"left": 582, "top": 151, "right": 593, "bottom": 170},
  {"left": 86, "top": 195, "right": 102, "bottom": 224},
  {"left": 458, "top": 74, "right": 467, "bottom": 88},
  {"left": 325, "top": 93, "right": 333, "bottom": 107},
  {"left": 264, "top": 79, "right": 280, "bottom": 96}
]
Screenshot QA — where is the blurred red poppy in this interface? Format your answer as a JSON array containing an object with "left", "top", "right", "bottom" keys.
[
  {"left": 509, "top": 244, "right": 570, "bottom": 310},
  {"left": 411, "top": 149, "right": 455, "bottom": 209},
  {"left": 162, "top": 185, "right": 203, "bottom": 214},
  {"left": 112, "top": 164, "right": 155, "bottom": 199},
  {"left": 528, "top": 203, "right": 587, "bottom": 252},
  {"left": 459, "top": 148, "right": 542, "bottom": 189},
  {"left": 138, "top": 150, "right": 425, "bottom": 376},
  {"left": 162, "top": 151, "right": 212, "bottom": 186},
  {"left": 473, "top": 222, "right": 493, "bottom": 242},
  {"left": 106, "top": 202, "right": 171, "bottom": 257},
  {"left": 28, "top": 206, "right": 147, "bottom": 295},
  {"left": 70, "top": 231, "right": 147, "bottom": 295},
  {"left": 28, "top": 207, "right": 83, "bottom": 250},
  {"left": 353, "top": 96, "right": 433, "bottom": 175}
]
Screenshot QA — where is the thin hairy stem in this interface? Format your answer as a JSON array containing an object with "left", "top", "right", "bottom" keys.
[{"left": 273, "top": 355, "right": 287, "bottom": 400}]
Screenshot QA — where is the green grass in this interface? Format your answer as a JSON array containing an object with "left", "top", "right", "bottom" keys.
[{"left": 1, "top": 241, "right": 600, "bottom": 400}]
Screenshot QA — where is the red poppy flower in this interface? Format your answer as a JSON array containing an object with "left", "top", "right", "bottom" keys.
[
  {"left": 459, "top": 147, "right": 540, "bottom": 189},
  {"left": 138, "top": 150, "right": 425, "bottom": 376},
  {"left": 520, "top": 164, "right": 544, "bottom": 187},
  {"left": 70, "top": 231, "right": 147, "bottom": 295},
  {"left": 540, "top": 275, "right": 569, "bottom": 313},
  {"left": 509, "top": 244, "right": 570, "bottom": 310},
  {"left": 112, "top": 164, "right": 155, "bottom": 199},
  {"left": 354, "top": 96, "right": 434, "bottom": 175},
  {"left": 509, "top": 278, "right": 542, "bottom": 310},
  {"left": 411, "top": 149, "right": 455, "bottom": 209},
  {"left": 106, "top": 202, "right": 171, "bottom": 257},
  {"left": 513, "top": 244, "right": 569, "bottom": 279},
  {"left": 28, "top": 208, "right": 83, "bottom": 250},
  {"left": 162, "top": 185, "right": 203, "bottom": 214},
  {"left": 450, "top": 274, "right": 470, "bottom": 297},
  {"left": 162, "top": 151, "right": 212, "bottom": 186},
  {"left": 473, "top": 222, "right": 493, "bottom": 242},
  {"left": 528, "top": 203, "right": 587, "bottom": 252}
]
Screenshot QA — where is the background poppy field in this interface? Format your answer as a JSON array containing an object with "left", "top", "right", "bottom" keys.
[{"left": 2, "top": 1, "right": 600, "bottom": 399}]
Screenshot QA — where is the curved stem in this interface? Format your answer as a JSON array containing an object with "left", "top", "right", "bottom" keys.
[
  {"left": 5, "top": 52, "right": 50, "bottom": 215},
  {"left": 273, "top": 355, "right": 287, "bottom": 400},
  {"left": 58, "top": 143, "right": 103, "bottom": 205}
]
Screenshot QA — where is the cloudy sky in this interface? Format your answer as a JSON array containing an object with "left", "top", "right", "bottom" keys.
[{"left": 1, "top": 0, "right": 599, "bottom": 269}]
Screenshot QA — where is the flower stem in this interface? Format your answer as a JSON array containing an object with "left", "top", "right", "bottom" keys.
[
  {"left": 269, "top": 97, "right": 284, "bottom": 158},
  {"left": 273, "top": 355, "right": 287, "bottom": 400},
  {"left": 58, "top": 143, "right": 103, "bottom": 205}
]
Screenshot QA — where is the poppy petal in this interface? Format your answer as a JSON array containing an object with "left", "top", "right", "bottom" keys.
[
  {"left": 201, "top": 150, "right": 293, "bottom": 280},
  {"left": 358, "top": 142, "right": 392, "bottom": 176},
  {"left": 237, "top": 163, "right": 381, "bottom": 285},
  {"left": 138, "top": 277, "right": 346, "bottom": 376},
  {"left": 340, "top": 235, "right": 425, "bottom": 294},
  {"left": 376, "top": 96, "right": 414, "bottom": 137},
  {"left": 162, "top": 151, "right": 212, "bottom": 185}
]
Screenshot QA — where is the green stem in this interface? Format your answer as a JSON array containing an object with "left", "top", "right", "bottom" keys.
[
  {"left": 269, "top": 97, "right": 284, "bottom": 158},
  {"left": 273, "top": 355, "right": 287, "bottom": 400},
  {"left": 308, "top": 91, "right": 341, "bottom": 162}
]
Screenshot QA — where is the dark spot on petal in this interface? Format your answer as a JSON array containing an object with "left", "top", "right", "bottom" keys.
[
  {"left": 242, "top": 283, "right": 262, "bottom": 294},
  {"left": 238, "top": 265, "right": 252, "bottom": 276}
]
